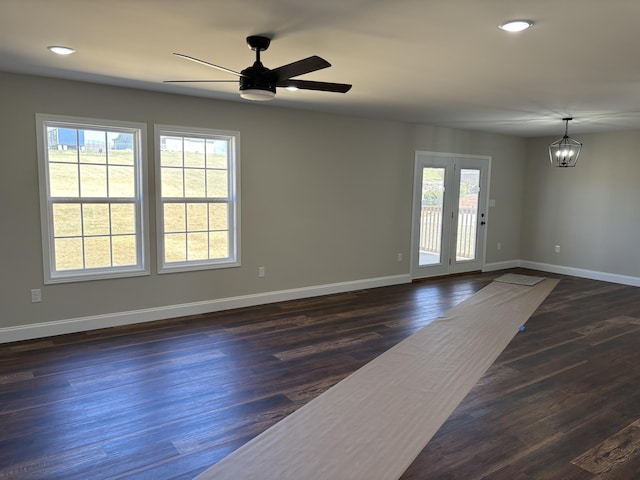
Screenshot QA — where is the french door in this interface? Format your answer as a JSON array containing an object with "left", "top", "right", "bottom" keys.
[{"left": 411, "top": 152, "right": 490, "bottom": 279}]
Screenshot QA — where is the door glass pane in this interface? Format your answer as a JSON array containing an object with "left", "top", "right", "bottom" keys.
[
  {"left": 419, "top": 167, "right": 445, "bottom": 266},
  {"left": 456, "top": 169, "right": 480, "bottom": 261}
]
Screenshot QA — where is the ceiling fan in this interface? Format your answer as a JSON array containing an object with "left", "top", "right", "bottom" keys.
[{"left": 166, "top": 35, "right": 352, "bottom": 101}]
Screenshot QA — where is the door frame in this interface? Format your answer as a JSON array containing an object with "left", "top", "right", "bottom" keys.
[{"left": 410, "top": 151, "right": 491, "bottom": 280}]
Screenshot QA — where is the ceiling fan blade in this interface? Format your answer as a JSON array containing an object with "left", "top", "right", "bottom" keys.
[
  {"left": 173, "top": 53, "right": 244, "bottom": 77},
  {"left": 271, "top": 56, "right": 331, "bottom": 81},
  {"left": 164, "top": 80, "right": 238, "bottom": 83},
  {"left": 278, "top": 79, "right": 352, "bottom": 93}
]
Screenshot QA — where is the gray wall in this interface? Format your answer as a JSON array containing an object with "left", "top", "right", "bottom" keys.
[
  {"left": 0, "top": 71, "right": 526, "bottom": 332},
  {"left": 522, "top": 132, "right": 640, "bottom": 277}
]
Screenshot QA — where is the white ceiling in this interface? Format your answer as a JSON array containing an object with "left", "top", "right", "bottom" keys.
[{"left": 2, "top": 0, "right": 640, "bottom": 137}]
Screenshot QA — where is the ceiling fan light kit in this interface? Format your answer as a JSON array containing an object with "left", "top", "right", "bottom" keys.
[
  {"left": 548, "top": 117, "right": 582, "bottom": 167},
  {"left": 168, "top": 35, "right": 352, "bottom": 101},
  {"left": 240, "top": 89, "right": 276, "bottom": 101}
]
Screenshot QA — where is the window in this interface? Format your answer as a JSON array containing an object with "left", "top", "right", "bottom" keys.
[
  {"left": 36, "top": 114, "right": 149, "bottom": 283},
  {"left": 155, "top": 125, "right": 240, "bottom": 273}
]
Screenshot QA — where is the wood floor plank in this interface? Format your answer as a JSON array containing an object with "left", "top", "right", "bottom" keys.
[
  {"left": 571, "top": 418, "right": 640, "bottom": 475},
  {"left": 0, "top": 371, "right": 34, "bottom": 385},
  {"left": 272, "top": 331, "right": 383, "bottom": 361}
]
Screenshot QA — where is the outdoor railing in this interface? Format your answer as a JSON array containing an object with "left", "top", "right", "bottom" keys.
[{"left": 420, "top": 206, "right": 477, "bottom": 260}]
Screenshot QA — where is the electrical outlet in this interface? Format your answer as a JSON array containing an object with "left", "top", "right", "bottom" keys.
[
  {"left": 397, "top": 253, "right": 403, "bottom": 262},
  {"left": 497, "top": 242, "right": 502, "bottom": 251},
  {"left": 555, "top": 245, "right": 561, "bottom": 253},
  {"left": 31, "top": 288, "right": 42, "bottom": 303},
  {"left": 258, "top": 266, "right": 265, "bottom": 278}
]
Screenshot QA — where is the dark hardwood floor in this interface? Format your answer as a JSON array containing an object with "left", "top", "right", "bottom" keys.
[{"left": 1, "top": 269, "right": 639, "bottom": 479}]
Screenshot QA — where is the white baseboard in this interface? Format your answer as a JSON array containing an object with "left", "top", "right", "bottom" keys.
[
  {"left": 519, "top": 260, "right": 640, "bottom": 287},
  {"left": 5, "top": 261, "right": 638, "bottom": 345},
  {"left": 0, "top": 274, "right": 412, "bottom": 344},
  {"left": 483, "top": 260, "right": 519, "bottom": 272},
  {"left": 484, "top": 258, "right": 640, "bottom": 287}
]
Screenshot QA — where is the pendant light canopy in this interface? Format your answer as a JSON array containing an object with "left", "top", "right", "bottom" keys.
[{"left": 548, "top": 117, "right": 582, "bottom": 167}]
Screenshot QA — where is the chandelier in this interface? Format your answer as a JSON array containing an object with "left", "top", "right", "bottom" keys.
[{"left": 548, "top": 117, "right": 582, "bottom": 167}]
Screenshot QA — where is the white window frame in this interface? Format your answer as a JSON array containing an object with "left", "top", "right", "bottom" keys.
[
  {"left": 155, "top": 124, "right": 241, "bottom": 273},
  {"left": 36, "top": 114, "right": 150, "bottom": 284}
]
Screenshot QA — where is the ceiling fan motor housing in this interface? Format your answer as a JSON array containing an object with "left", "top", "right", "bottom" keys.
[{"left": 239, "top": 62, "right": 276, "bottom": 94}]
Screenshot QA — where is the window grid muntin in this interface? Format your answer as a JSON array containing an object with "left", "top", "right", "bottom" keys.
[
  {"left": 50, "top": 198, "right": 139, "bottom": 271},
  {"left": 47, "top": 132, "right": 136, "bottom": 200},
  {"left": 161, "top": 199, "right": 231, "bottom": 262}
]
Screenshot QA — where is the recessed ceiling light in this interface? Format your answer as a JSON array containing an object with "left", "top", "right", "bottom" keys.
[
  {"left": 48, "top": 46, "right": 76, "bottom": 55},
  {"left": 499, "top": 20, "right": 533, "bottom": 32},
  {"left": 285, "top": 86, "right": 299, "bottom": 92}
]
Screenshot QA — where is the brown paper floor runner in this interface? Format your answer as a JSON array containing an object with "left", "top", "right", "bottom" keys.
[{"left": 195, "top": 278, "right": 559, "bottom": 480}]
